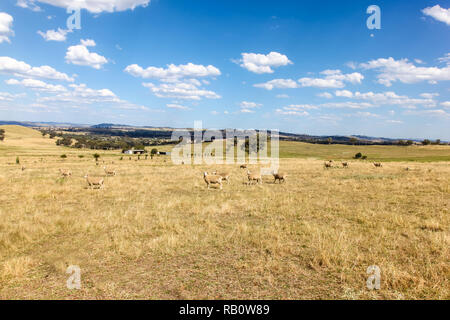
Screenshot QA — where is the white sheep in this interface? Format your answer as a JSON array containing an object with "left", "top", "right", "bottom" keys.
[
  {"left": 203, "top": 172, "right": 223, "bottom": 190},
  {"left": 84, "top": 174, "right": 104, "bottom": 189},
  {"left": 247, "top": 170, "right": 262, "bottom": 185}
]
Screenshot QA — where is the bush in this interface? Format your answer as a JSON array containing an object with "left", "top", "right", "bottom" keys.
[
  {"left": 354, "top": 152, "right": 362, "bottom": 159},
  {"left": 16, "top": 156, "right": 20, "bottom": 164},
  {"left": 93, "top": 153, "right": 100, "bottom": 161},
  {"left": 78, "top": 155, "right": 84, "bottom": 158},
  {"left": 361, "top": 155, "right": 367, "bottom": 160},
  {"left": 60, "top": 154, "right": 67, "bottom": 159}
]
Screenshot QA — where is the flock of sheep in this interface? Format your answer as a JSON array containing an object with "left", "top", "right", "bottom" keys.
[
  {"left": 51, "top": 158, "right": 385, "bottom": 190},
  {"left": 203, "top": 166, "right": 288, "bottom": 190}
]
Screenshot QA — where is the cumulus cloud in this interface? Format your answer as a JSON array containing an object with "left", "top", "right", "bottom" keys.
[
  {"left": 334, "top": 90, "right": 437, "bottom": 108},
  {"left": 6, "top": 78, "right": 67, "bottom": 92},
  {"left": 125, "top": 62, "right": 221, "bottom": 81},
  {"left": 253, "top": 78, "right": 298, "bottom": 90},
  {"left": 422, "top": 5, "right": 450, "bottom": 26},
  {"left": 0, "top": 12, "right": 14, "bottom": 43},
  {"left": 166, "top": 103, "right": 190, "bottom": 110},
  {"left": 65, "top": 39, "right": 108, "bottom": 69},
  {"left": 37, "top": 28, "right": 70, "bottom": 41},
  {"left": 360, "top": 57, "right": 450, "bottom": 86},
  {"left": 16, "top": 0, "right": 150, "bottom": 13},
  {"left": 298, "top": 70, "right": 364, "bottom": 88},
  {"left": 238, "top": 52, "right": 292, "bottom": 74},
  {"left": 240, "top": 101, "right": 261, "bottom": 109},
  {"left": 36, "top": 83, "right": 148, "bottom": 111},
  {"left": 0, "top": 56, "right": 74, "bottom": 81},
  {"left": 441, "top": 101, "right": 450, "bottom": 108},
  {"left": 143, "top": 81, "right": 221, "bottom": 100},
  {"left": 317, "top": 92, "right": 333, "bottom": 99}
]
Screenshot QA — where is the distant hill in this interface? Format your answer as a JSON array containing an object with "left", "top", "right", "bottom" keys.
[{"left": 0, "top": 120, "right": 444, "bottom": 144}]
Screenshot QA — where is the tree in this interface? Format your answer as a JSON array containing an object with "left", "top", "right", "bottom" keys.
[
  {"left": 60, "top": 154, "right": 67, "bottom": 159},
  {"left": 327, "top": 137, "right": 332, "bottom": 144},
  {"left": 151, "top": 148, "right": 158, "bottom": 159},
  {"left": 349, "top": 137, "right": 358, "bottom": 145},
  {"left": 93, "top": 153, "right": 100, "bottom": 162},
  {"left": 422, "top": 139, "right": 431, "bottom": 145},
  {"left": 16, "top": 156, "right": 20, "bottom": 164},
  {"left": 434, "top": 139, "right": 441, "bottom": 145},
  {"left": 0, "top": 129, "right": 4, "bottom": 141},
  {"left": 354, "top": 152, "right": 362, "bottom": 159}
]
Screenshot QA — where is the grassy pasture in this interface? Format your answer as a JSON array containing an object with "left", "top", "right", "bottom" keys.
[{"left": 0, "top": 125, "right": 449, "bottom": 299}]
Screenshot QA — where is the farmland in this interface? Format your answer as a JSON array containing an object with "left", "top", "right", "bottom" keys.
[{"left": 0, "top": 125, "right": 449, "bottom": 299}]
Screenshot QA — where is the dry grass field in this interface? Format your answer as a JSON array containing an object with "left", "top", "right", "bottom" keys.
[{"left": 0, "top": 125, "right": 449, "bottom": 299}]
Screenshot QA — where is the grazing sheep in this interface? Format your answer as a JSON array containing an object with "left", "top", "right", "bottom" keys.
[
  {"left": 247, "top": 170, "right": 262, "bottom": 185},
  {"left": 203, "top": 172, "right": 223, "bottom": 190},
  {"left": 342, "top": 162, "right": 349, "bottom": 168},
  {"left": 273, "top": 172, "right": 287, "bottom": 183},
  {"left": 373, "top": 162, "right": 383, "bottom": 168},
  {"left": 21, "top": 166, "right": 26, "bottom": 171},
  {"left": 59, "top": 168, "right": 72, "bottom": 177},
  {"left": 84, "top": 174, "right": 104, "bottom": 189},
  {"left": 324, "top": 162, "right": 333, "bottom": 169},
  {"left": 103, "top": 166, "right": 116, "bottom": 176},
  {"left": 212, "top": 170, "right": 231, "bottom": 184},
  {"left": 240, "top": 164, "right": 248, "bottom": 169}
]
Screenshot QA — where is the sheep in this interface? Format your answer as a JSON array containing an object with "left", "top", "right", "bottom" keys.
[
  {"left": 240, "top": 164, "right": 248, "bottom": 169},
  {"left": 203, "top": 172, "right": 223, "bottom": 190},
  {"left": 273, "top": 172, "right": 287, "bottom": 183},
  {"left": 373, "top": 162, "right": 383, "bottom": 168},
  {"left": 212, "top": 170, "right": 231, "bottom": 184},
  {"left": 84, "top": 174, "right": 104, "bottom": 189},
  {"left": 342, "top": 162, "right": 349, "bottom": 168},
  {"left": 21, "top": 166, "right": 26, "bottom": 171},
  {"left": 324, "top": 162, "right": 333, "bottom": 169},
  {"left": 103, "top": 166, "right": 116, "bottom": 176},
  {"left": 59, "top": 168, "right": 72, "bottom": 177},
  {"left": 247, "top": 170, "right": 262, "bottom": 185}
]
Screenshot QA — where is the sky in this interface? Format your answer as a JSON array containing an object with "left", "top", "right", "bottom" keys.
[{"left": 0, "top": 0, "right": 449, "bottom": 140}]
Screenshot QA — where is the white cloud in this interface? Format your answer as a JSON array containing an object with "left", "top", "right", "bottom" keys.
[
  {"left": 37, "top": 28, "right": 70, "bottom": 41},
  {"left": 0, "top": 56, "right": 74, "bottom": 81},
  {"left": 143, "top": 81, "right": 220, "bottom": 100},
  {"left": 254, "top": 78, "right": 298, "bottom": 90},
  {"left": 6, "top": 78, "right": 67, "bottom": 92},
  {"left": 276, "top": 94, "right": 289, "bottom": 98},
  {"left": 422, "top": 5, "right": 450, "bottom": 26},
  {"left": 240, "top": 101, "right": 261, "bottom": 109},
  {"left": 240, "top": 108, "right": 255, "bottom": 113},
  {"left": 404, "top": 109, "right": 450, "bottom": 117},
  {"left": 65, "top": 39, "right": 107, "bottom": 69},
  {"left": 166, "top": 103, "right": 190, "bottom": 110},
  {"left": 36, "top": 83, "right": 148, "bottom": 111},
  {"left": 16, "top": 0, "right": 150, "bottom": 13},
  {"left": 337, "top": 90, "right": 437, "bottom": 108},
  {"left": 317, "top": 92, "right": 333, "bottom": 99},
  {"left": 16, "top": 0, "right": 41, "bottom": 11},
  {"left": 125, "top": 62, "right": 221, "bottom": 81},
  {"left": 335, "top": 90, "right": 353, "bottom": 98},
  {"left": 441, "top": 101, "right": 450, "bottom": 108},
  {"left": 0, "top": 12, "right": 14, "bottom": 43},
  {"left": 360, "top": 57, "right": 450, "bottom": 86},
  {"left": 420, "top": 93, "right": 439, "bottom": 99},
  {"left": 298, "top": 70, "right": 364, "bottom": 88},
  {"left": 239, "top": 52, "right": 292, "bottom": 74},
  {"left": 438, "top": 53, "right": 450, "bottom": 65},
  {"left": 0, "top": 91, "right": 25, "bottom": 101}
]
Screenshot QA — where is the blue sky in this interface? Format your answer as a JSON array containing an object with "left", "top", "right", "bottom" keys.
[{"left": 0, "top": 0, "right": 449, "bottom": 139}]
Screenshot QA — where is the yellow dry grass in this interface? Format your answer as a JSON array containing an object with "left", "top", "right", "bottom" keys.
[{"left": 0, "top": 126, "right": 449, "bottom": 299}]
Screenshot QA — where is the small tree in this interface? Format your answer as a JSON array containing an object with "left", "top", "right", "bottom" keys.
[
  {"left": 354, "top": 152, "right": 362, "bottom": 159},
  {"left": 60, "top": 154, "right": 67, "bottom": 159},
  {"left": 16, "top": 156, "right": 20, "bottom": 164},
  {"left": 349, "top": 137, "right": 358, "bottom": 145},
  {"left": 93, "top": 153, "right": 100, "bottom": 162},
  {"left": 151, "top": 148, "right": 158, "bottom": 159},
  {"left": 422, "top": 139, "right": 431, "bottom": 145},
  {"left": 78, "top": 155, "right": 84, "bottom": 158},
  {"left": 327, "top": 137, "right": 332, "bottom": 144}
]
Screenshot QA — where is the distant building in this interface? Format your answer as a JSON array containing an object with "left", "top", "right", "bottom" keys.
[
  {"left": 157, "top": 151, "right": 171, "bottom": 155},
  {"left": 123, "top": 149, "right": 146, "bottom": 155}
]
